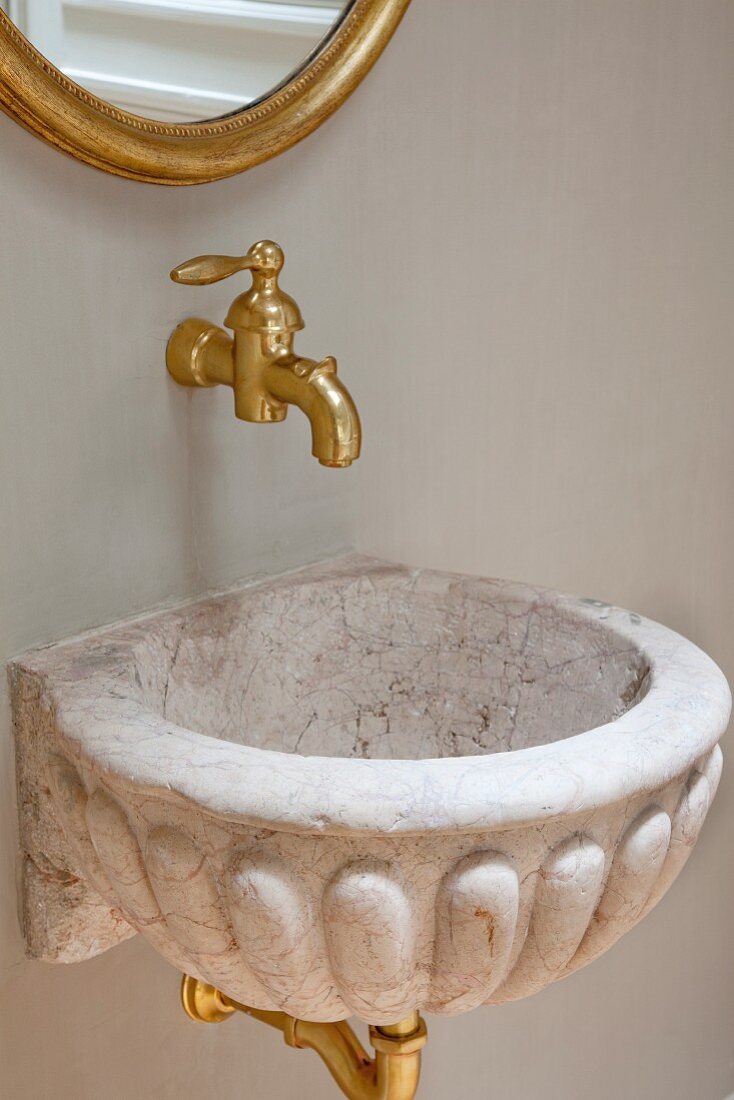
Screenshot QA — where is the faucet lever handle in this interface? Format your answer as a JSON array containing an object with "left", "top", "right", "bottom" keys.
[
  {"left": 170, "top": 254, "right": 254, "bottom": 286},
  {"left": 170, "top": 241, "right": 285, "bottom": 286}
]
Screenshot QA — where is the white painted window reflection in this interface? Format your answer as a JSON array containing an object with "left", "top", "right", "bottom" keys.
[{"left": 8, "top": 0, "right": 347, "bottom": 122}]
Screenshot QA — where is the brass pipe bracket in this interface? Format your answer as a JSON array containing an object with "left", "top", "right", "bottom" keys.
[{"left": 181, "top": 975, "right": 427, "bottom": 1100}]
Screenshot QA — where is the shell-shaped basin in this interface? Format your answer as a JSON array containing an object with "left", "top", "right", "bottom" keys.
[{"left": 10, "top": 556, "right": 729, "bottom": 1021}]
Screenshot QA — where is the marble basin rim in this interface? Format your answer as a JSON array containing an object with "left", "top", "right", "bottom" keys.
[
  {"left": 22, "top": 554, "right": 728, "bottom": 835},
  {"left": 10, "top": 554, "right": 730, "bottom": 1021}
]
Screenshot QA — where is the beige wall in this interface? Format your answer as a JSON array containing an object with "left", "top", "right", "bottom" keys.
[{"left": 1, "top": 2, "right": 732, "bottom": 1097}]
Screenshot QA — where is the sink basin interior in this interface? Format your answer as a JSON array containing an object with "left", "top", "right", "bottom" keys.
[{"left": 131, "top": 567, "right": 649, "bottom": 760}]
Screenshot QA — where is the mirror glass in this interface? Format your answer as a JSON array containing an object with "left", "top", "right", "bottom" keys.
[{"left": 3, "top": 0, "right": 352, "bottom": 123}]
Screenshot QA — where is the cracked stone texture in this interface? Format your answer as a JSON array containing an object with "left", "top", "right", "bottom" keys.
[
  {"left": 153, "top": 566, "right": 650, "bottom": 759},
  {"left": 8, "top": 555, "right": 730, "bottom": 1019}
]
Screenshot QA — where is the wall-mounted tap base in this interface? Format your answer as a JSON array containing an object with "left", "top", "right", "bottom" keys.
[{"left": 166, "top": 319, "right": 233, "bottom": 388}]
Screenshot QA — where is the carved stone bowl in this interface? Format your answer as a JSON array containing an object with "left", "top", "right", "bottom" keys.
[{"left": 10, "top": 556, "right": 729, "bottom": 1023}]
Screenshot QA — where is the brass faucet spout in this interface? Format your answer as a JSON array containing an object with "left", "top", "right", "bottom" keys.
[{"left": 263, "top": 357, "right": 361, "bottom": 467}]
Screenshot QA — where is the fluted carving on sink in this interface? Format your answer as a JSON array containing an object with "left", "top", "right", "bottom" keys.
[
  {"left": 428, "top": 851, "right": 518, "bottom": 1014},
  {"left": 494, "top": 835, "right": 606, "bottom": 1002},
  {"left": 639, "top": 744, "right": 722, "bottom": 920},
  {"left": 39, "top": 758, "right": 725, "bottom": 1019},
  {"left": 84, "top": 788, "right": 197, "bottom": 972},
  {"left": 227, "top": 852, "right": 345, "bottom": 1020},
  {"left": 323, "top": 860, "right": 419, "bottom": 1024},
  {"left": 47, "top": 758, "right": 116, "bottom": 905},
  {"left": 144, "top": 825, "right": 271, "bottom": 1002},
  {"left": 144, "top": 826, "right": 231, "bottom": 956},
  {"left": 565, "top": 807, "right": 672, "bottom": 973},
  {"left": 87, "top": 789, "right": 161, "bottom": 927}
]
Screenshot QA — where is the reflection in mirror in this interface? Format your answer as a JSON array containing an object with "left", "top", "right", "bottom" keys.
[{"left": 4, "top": 0, "right": 351, "bottom": 123}]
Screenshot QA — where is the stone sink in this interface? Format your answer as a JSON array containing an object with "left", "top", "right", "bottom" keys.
[{"left": 10, "top": 556, "right": 729, "bottom": 1023}]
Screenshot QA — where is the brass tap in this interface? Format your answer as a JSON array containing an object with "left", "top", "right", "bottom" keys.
[{"left": 166, "top": 240, "right": 361, "bottom": 468}]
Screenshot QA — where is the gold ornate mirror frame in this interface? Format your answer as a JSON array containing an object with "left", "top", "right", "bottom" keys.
[{"left": 0, "top": 0, "right": 410, "bottom": 186}]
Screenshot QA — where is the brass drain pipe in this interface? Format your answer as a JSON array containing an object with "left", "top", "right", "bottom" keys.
[{"left": 181, "top": 975, "right": 427, "bottom": 1100}]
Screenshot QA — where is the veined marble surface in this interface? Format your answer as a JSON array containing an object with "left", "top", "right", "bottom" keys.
[{"left": 9, "top": 556, "right": 730, "bottom": 1021}]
